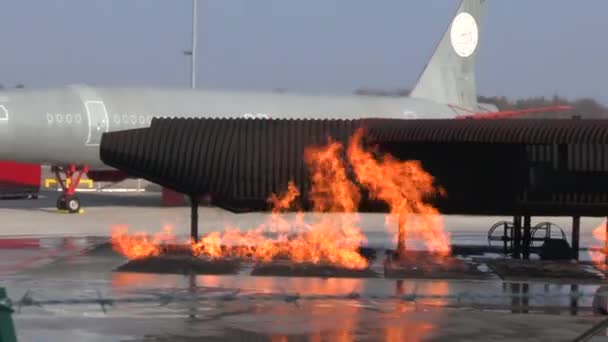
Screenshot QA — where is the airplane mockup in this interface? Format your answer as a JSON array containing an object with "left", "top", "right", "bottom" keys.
[{"left": 0, "top": 0, "right": 514, "bottom": 212}]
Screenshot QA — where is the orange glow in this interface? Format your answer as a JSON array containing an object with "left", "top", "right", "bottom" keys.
[
  {"left": 111, "top": 130, "right": 450, "bottom": 269},
  {"left": 111, "top": 272, "right": 181, "bottom": 290},
  {"left": 269, "top": 181, "right": 300, "bottom": 213},
  {"left": 590, "top": 221, "right": 607, "bottom": 269},
  {"left": 384, "top": 280, "right": 447, "bottom": 341},
  {"left": 347, "top": 129, "right": 450, "bottom": 256},
  {"left": 305, "top": 139, "right": 360, "bottom": 213},
  {"left": 249, "top": 276, "right": 363, "bottom": 296},
  {"left": 111, "top": 225, "right": 176, "bottom": 260},
  {"left": 188, "top": 141, "right": 369, "bottom": 269},
  {"left": 384, "top": 320, "right": 435, "bottom": 342}
]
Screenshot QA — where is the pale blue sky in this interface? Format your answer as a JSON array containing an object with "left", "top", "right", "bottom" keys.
[{"left": 0, "top": 1, "right": 606, "bottom": 103}]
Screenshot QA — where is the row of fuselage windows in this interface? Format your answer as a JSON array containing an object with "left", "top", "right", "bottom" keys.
[
  {"left": 46, "top": 113, "right": 153, "bottom": 126},
  {"left": 45, "top": 113, "right": 271, "bottom": 126}
]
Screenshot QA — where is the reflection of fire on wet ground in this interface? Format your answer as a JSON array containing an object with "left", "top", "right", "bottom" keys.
[
  {"left": 384, "top": 251, "right": 491, "bottom": 280},
  {"left": 251, "top": 261, "right": 378, "bottom": 278},
  {"left": 112, "top": 131, "right": 453, "bottom": 277}
]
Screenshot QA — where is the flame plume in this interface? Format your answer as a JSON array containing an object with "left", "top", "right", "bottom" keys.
[
  {"left": 111, "top": 225, "right": 175, "bottom": 260},
  {"left": 347, "top": 129, "right": 450, "bottom": 256},
  {"left": 111, "top": 130, "right": 450, "bottom": 269},
  {"left": 590, "top": 221, "right": 607, "bottom": 270}
]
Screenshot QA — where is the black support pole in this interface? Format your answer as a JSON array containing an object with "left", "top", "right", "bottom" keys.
[
  {"left": 190, "top": 196, "right": 199, "bottom": 242},
  {"left": 503, "top": 222, "right": 509, "bottom": 255},
  {"left": 513, "top": 216, "right": 522, "bottom": 259},
  {"left": 396, "top": 214, "right": 406, "bottom": 259},
  {"left": 523, "top": 215, "right": 531, "bottom": 260},
  {"left": 572, "top": 216, "right": 581, "bottom": 260}
]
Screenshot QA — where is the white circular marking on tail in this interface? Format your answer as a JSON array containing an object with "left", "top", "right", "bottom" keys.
[{"left": 450, "top": 12, "right": 478, "bottom": 58}]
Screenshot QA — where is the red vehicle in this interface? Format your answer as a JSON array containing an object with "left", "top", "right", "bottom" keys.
[{"left": 0, "top": 161, "right": 41, "bottom": 199}]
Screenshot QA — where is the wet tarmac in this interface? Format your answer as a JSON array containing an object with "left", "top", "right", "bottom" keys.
[{"left": 2, "top": 192, "right": 608, "bottom": 341}]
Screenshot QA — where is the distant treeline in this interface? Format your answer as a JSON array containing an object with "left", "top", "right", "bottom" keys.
[
  {"left": 355, "top": 88, "right": 412, "bottom": 97},
  {"left": 355, "top": 88, "right": 608, "bottom": 119},
  {"left": 0, "top": 84, "right": 25, "bottom": 89},
  {"left": 477, "top": 95, "right": 608, "bottom": 119}
]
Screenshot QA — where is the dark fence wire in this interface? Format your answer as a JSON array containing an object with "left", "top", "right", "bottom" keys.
[{"left": 3, "top": 286, "right": 604, "bottom": 315}]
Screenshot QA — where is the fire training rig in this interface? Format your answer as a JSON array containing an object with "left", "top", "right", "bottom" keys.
[{"left": 100, "top": 117, "right": 608, "bottom": 261}]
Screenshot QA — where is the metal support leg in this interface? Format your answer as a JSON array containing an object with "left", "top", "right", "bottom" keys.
[
  {"left": 523, "top": 216, "right": 531, "bottom": 260},
  {"left": 396, "top": 215, "right": 406, "bottom": 259},
  {"left": 513, "top": 216, "right": 522, "bottom": 259},
  {"left": 572, "top": 216, "right": 580, "bottom": 260},
  {"left": 190, "top": 196, "right": 199, "bottom": 242},
  {"left": 503, "top": 222, "right": 509, "bottom": 255}
]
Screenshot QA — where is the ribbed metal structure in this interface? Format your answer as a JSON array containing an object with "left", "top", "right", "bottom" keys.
[
  {"left": 101, "top": 118, "right": 361, "bottom": 211},
  {"left": 366, "top": 119, "right": 608, "bottom": 144},
  {"left": 100, "top": 118, "right": 608, "bottom": 216}
]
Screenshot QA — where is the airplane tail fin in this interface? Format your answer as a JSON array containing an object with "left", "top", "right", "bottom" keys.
[{"left": 410, "top": 0, "right": 486, "bottom": 111}]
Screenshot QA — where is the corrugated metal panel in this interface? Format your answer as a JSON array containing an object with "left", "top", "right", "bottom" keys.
[
  {"left": 364, "top": 119, "right": 608, "bottom": 144},
  {"left": 101, "top": 118, "right": 360, "bottom": 206},
  {"left": 100, "top": 118, "right": 608, "bottom": 216}
]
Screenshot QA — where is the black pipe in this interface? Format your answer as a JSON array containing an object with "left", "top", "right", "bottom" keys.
[
  {"left": 190, "top": 196, "right": 199, "bottom": 242},
  {"left": 513, "top": 216, "right": 522, "bottom": 259},
  {"left": 572, "top": 216, "right": 581, "bottom": 260},
  {"left": 523, "top": 216, "right": 531, "bottom": 260}
]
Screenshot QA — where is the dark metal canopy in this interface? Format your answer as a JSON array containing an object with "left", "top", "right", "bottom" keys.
[{"left": 100, "top": 118, "right": 608, "bottom": 216}]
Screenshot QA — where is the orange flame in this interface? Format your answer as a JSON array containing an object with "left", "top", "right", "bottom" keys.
[
  {"left": 347, "top": 129, "right": 450, "bottom": 256},
  {"left": 269, "top": 181, "right": 300, "bottom": 213},
  {"left": 188, "top": 141, "right": 369, "bottom": 269},
  {"left": 111, "top": 225, "right": 175, "bottom": 260},
  {"left": 302, "top": 138, "right": 367, "bottom": 268},
  {"left": 305, "top": 139, "right": 360, "bottom": 213},
  {"left": 111, "top": 130, "right": 450, "bottom": 269},
  {"left": 590, "top": 221, "right": 607, "bottom": 270}
]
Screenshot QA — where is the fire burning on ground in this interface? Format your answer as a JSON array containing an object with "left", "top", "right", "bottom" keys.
[
  {"left": 112, "top": 225, "right": 175, "bottom": 260},
  {"left": 347, "top": 131, "right": 450, "bottom": 257},
  {"left": 111, "top": 129, "right": 451, "bottom": 270},
  {"left": 590, "top": 221, "right": 607, "bottom": 270}
]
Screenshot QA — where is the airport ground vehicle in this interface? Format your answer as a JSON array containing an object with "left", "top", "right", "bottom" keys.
[{"left": 0, "top": 161, "right": 41, "bottom": 200}]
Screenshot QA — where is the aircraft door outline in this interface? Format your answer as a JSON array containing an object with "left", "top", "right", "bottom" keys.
[
  {"left": 84, "top": 100, "right": 109, "bottom": 146},
  {"left": 0, "top": 105, "right": 8, "bottom": 121}
]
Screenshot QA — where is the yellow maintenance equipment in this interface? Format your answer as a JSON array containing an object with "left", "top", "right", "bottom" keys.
[{"left": 44, "top": 178, "right": 93, "bottom": 189}]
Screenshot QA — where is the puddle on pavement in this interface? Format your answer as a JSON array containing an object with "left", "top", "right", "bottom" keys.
[{"left": 5, "top": 240, "right": 608, "bottom": 341}]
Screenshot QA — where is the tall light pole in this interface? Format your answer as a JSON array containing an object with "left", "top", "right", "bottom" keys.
[{"left": 190, "top": 0, "right": 198, "bottom": 89}]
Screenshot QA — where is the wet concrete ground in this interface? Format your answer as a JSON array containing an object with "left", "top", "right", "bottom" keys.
[{"left": 2, "top": 192, "right": 608, "bottom": 341}]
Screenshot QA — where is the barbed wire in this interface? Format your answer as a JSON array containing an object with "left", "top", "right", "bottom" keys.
[{"left": 5, "top": 286, "right": 606, "bottom": 315}]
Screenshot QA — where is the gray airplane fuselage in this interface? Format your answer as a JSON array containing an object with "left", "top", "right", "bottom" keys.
[
  {"left": 0, "top": 0, "right": 486, "bottom": 171},
  {"left": 0, "top": 85, "right": 462, "bottom": 169}
]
